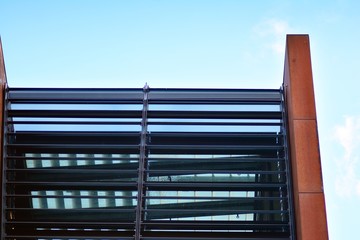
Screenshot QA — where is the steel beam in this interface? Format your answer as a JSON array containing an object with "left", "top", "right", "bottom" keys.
[
  {"left": 0, "top": 37, "right": 7, "bottom": 240},
  {"left": 283, "top": 35, "right": 328, "bottom": 240}
]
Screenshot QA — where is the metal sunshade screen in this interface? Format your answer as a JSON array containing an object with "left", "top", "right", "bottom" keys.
[{"left": 2, "top": 88, "right": 294, "bottom": 240}]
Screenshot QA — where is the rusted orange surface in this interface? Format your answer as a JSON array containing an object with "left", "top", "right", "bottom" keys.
[
  {"left": 284, "top": 35, "right": 328, "bottom": 240},
  {"left": 298, "top": 193, "right": 329, "bottom": 240},
  {"left": 293, "top": 120, "right": 323, "bottom": 192},
  {"left": 284, "top": 35, "right": 317, "bottom": 120}
]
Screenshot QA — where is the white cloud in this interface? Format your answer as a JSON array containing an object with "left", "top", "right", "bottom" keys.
[
  {"left": 334, "top": 116, "right": 360, "bottom": 197},
  {"left": 253, "top": 19, "right": 296, "bottom": 55}
]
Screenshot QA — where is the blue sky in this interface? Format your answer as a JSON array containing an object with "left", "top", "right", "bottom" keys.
[{"left": 1, "top": 1, "right": 360, "bottom": 239}]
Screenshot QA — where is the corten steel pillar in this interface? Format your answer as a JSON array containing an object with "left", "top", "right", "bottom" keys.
[
  {"left": 0, "top": 37, "right": 7, "bottom": 238},
  {"left": 283, "top": 35, "right": 328, "bottom": 240}
]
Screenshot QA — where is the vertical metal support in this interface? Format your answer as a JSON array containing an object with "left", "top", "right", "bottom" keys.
[
  {"left": 283, "top": 35, "right": 328, "bottom": 240},
  {"left": 280, "top": 86, "right": 296, "bottom": 240},
  {"left": 276, "top": 133, "right": 285, "bottom": 224},
  {"left": 0, "top": 90, "right": 6, "bottom": 240},
  {"left": 135, "top": 83, "right": 149, "bottom": 240},
  {"left": 0, "top": 36, "right": 8, "bottom": 240}
]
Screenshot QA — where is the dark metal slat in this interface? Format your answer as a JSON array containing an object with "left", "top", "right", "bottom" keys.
[
  {"left": 8, "top": 109, "right": 281, "bottom": 119},
  {"left": 145, "top": 182, "right": 285, "bottom": 191},
  {"left": 8, "top": 109, "right": 142, "bottom": 118}
]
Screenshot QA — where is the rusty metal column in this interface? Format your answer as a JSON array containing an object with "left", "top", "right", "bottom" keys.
[
  {"left": 135, "top": 84, "right": 149, "bottom": 240},
  {"left": 0, "top": 37, "right": 8, "bottom": 240},
  {"left": 283, "top": 35, "right": 329, "bottom": 240}
]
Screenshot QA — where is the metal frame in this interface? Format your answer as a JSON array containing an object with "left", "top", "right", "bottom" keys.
[
  {"left": 1, "top": 87, "right": 295, "bottom": 240},
  {"left": 280, "top": 85, "right": 296, "bottom": 239},
  {"left": 0, "top": 37, "right": 8, "bottom": 240}
]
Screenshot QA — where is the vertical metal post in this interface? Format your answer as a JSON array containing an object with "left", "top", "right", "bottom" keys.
[
  {"left": 0, "top": 37, "right": 8, "bottom": 240},
  {"left": 135, "top": 84, "right": 149, "bottom": 240},
  {"left": 280, "top": 86, "right": 296, "bottom": 240}
]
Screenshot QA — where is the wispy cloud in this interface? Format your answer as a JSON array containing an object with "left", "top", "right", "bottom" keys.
[
  {"left": 253, "top": 19, "right": 296, "bottom": 55},
  {"left": 334, "top": 116, "right": 360, "bottom": 197}
]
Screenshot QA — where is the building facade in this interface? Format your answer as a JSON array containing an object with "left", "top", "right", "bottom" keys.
[{"left": 0, "top": 35, "right": 328, "bottom": 240}]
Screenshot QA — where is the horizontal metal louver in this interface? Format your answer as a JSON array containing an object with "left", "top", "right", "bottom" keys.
[{"left": 2, "top": 87, "right": 294, "bottom": 240}]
